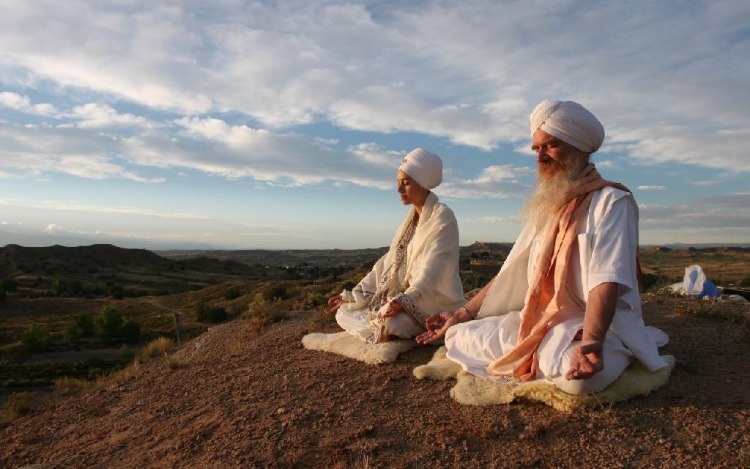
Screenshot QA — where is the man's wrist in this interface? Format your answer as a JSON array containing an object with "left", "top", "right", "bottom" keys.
[{"left": 456, "top": 306, "right": 475, "bottom": 322}]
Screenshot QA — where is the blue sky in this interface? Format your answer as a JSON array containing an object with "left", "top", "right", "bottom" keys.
[{"left": 0, "top": 0, "right": 748, "bottom": 250}]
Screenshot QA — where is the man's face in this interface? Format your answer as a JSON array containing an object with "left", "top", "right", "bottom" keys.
[{"left": 531, "top": 129, "right": 586, "bottom": 180}]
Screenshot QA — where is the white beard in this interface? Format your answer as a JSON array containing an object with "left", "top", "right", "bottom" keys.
[{"left": 521, "top": 157, "right": 588, "bottom": 232}]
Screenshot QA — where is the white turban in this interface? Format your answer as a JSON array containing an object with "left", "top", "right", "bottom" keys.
[
  {"left": 398, "top": 148, "right": 443, "bottom": 190},
  {"left": 529, "top": 100, "right": 605, "bottom": 153}
]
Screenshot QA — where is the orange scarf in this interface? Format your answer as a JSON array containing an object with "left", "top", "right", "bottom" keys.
[{"left": 486, "top": 165, "right": 629, "bottom": 381}]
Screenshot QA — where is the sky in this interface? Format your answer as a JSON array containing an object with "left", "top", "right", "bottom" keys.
[{"left": 0, "top": 0, "right": 748, "bottom": 250}]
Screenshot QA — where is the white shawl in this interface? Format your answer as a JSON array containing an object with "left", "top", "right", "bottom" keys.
[{"left": 344, "top": 192, "right": 465, "bottom": 331}]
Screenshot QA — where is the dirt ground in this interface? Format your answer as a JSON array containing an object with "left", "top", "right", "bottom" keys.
[{"left": 1, "top": 295, "right": 748, "bottom": 469}]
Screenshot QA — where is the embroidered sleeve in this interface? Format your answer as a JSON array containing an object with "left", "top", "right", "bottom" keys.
[
  {"left": 349, "top": 284, "right": 373, "bottom": 308},
  {"left": 393, "top": 292, "right": 423, "bottom": 327}
]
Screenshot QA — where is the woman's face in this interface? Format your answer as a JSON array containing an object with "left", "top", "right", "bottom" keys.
[{"left": 397, "top": 170, "right": 429, "bottom": 207}]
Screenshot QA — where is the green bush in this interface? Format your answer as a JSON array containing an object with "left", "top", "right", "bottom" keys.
[
  {"left": 108, "top": 284, "right": 124, "bottom": 300},
  {"left": 196, "top": 301, "right": 228, "bottom": 323},
  {"left": 224, "top": 289, "right": 241, "bottom": 300},
  {"left": 94, "top": 306, "right": 141, "bottom": 343},
  {"left": 1, "top": 278, "right": 18, "bottom": 293},
  {"left": 245, "top": 293, "right": 287, "bottom": 332},
  {"left": 20, "top": 323, "right": 51, "bottom": 352},
  {"left": 265, "top": 285, "right": 288, "bottom": 301},
  {"left": 64, "top": 312, "right": 97, "bottom": 344},
  {"left": 63, "top": 322, "right": 83, "bottom": 344}
]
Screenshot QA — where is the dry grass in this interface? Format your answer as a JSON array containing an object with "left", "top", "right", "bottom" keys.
[
  {"left": 137, "top": 336, "right": 176, "bottom": 362},
  {"left": 349, "top": 453, "right": 372, "bottom": 469},
  {"left": 244, "top": 293, "right": 288, "bottom": 334},
  {"left": 0, "top": 392, "right": 45, "bottom": 426},
  {"left": 54, "top": 376, "right": 96, "bottom": 395},
  {"left": 0, "top": 308, "right": 236, "bottom": 426}
]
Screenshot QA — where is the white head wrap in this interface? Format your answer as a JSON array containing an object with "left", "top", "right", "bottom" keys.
[
  {"left": 398, "top": 148, "right": 443, "bottom": 190},
  {"left": 529, "top": 100, "right": 605, "bottom": 153}
]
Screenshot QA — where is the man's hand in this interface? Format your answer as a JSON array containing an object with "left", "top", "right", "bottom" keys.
[
  {"left": 416, "top": 310, "right": 464, "bottom": 345},
  {"left": 325, "top": 294, "right": 344, "bottom": 315},
  {"left": 565, "top": 339, "right": 604, "bottom": 380}
]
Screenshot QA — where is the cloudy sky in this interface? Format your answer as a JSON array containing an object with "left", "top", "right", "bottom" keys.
[{"left": 1, "top": 0, "right": 748, "bottom": 250}]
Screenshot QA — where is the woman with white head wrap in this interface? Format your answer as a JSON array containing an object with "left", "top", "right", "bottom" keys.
[{"left": 326, "top": 148, "right": 465, "bottom": 344}]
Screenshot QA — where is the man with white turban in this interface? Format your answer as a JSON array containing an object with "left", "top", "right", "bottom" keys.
[
  {"left": 327, "top": 148, "right": 465, "bottom": 343},
  {"left": 417, "top": 101, "right": 669, "bottom": 395}
]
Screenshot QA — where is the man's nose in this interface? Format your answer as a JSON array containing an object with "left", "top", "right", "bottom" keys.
[{"left": 536, "top": 149, "right": 549, "bottom": 163}]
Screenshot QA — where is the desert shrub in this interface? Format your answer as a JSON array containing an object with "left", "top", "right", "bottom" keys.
[
  {"left": 63, "top": 312, "right": 97, "bottom": 344},
  {"left": 63, "top": 322, "right": 82, "bottom": 344},
  {"left": 641, "top": 273, "right": 680, "bottom": 293},
  {"left": 245, "top": 293, "right": 287, "bottom": 333},
  {"left": 54, "top": 377, "right": 94, "bottom": 395},
  {"left": 94, "top": 306, "right": 141, "bottom": 343},
  {"left": 741, "top": 277, "right": 750, "bottom": 287},
  {"left": 0, "top": 392, "right": 36, "bottom": 425},
  {"left": 196, "top": 301, "right": 228, "bottom": 323},
  {"left": 20, "top": 323, "right": 51, "bottom": 352},
  {"left": 52, "top": 279, "right": 67, "bottom": 297},
  {"left": 224, "top": 289, "right": 241, "bottom": 300},
  {"left": 265, "top": 284, "right": 288, "bottom": 301},
  {"left": 138, "top": 337, "right": 175, "bottom": 361},
  {"left": 647, "top": 284, "right": 683, "bottom": 298},
  {"left": 1, "top": 278, "right": 18, "bottom": 293},
  {"left": 108, "top": 284, "right": 124, "bottom": 300},
  {"left": 76, "top": 312, "right": 96, "bottom": 336}
]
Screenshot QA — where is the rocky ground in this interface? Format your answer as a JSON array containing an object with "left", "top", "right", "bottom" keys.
[{"left": 1, "top": 295, "right": 748, "bottom": 468}]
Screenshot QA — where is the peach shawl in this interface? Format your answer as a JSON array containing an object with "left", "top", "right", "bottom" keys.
[{"left": 486, "top": 165, "right": 629, "bottom": 381}]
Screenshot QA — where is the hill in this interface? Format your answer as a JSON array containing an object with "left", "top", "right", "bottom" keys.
[
  {"left": 0, "top": 294, "right": 748, "bottom": 467},
  {"left": 0, "top": 244, "right": 277, "bottom": 297}
]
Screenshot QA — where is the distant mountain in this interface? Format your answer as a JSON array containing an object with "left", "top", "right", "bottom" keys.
[
  {"left": 0, "top": 244, "right": 264, "bottom": 297},
  {"left": 155, "top": 247, "right": 391, "bottom": 268},
  {"left": 642, "top": 243, "right": 750, "bottom": 249}
]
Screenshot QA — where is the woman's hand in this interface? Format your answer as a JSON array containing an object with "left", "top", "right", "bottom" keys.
[
  {"left": 416, "top": 310, "right": 467, "bottom": 345},
  {"left": 325, "top": 294, "right": 344, "bottom": 315},
  {"left": 383, "top": 300, "right": 403, "bottom": 318}
]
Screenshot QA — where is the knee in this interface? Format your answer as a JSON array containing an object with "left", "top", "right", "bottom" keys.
[
  {"left": 550, "top": 375, "right": 602, "bottom": 395},
  {"left": 384, "top": 314, "right": 423, "bottom": 339}
]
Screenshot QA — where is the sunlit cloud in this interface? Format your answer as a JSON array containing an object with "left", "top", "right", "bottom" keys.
[
  {"left": 0, "top": 198, "right": 210, "bottom": 220},
  {"left": 0, "top": 1, "right": 747, "bottom": 248}
]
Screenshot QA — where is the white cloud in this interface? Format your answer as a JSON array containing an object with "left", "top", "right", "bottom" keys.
[
  {"left": 0, "top": 0, "right": 747, "bottom": 253},
  {"left": 0, "top": 0, "right": 744, "bottom": 170},
  {"left": 0, "top": 197, "right": 209, "bottom": 220},
  {"left": 637, "top": 185, "right": 665, "bottom": 191},
  {"left": 0, "top": 91, "right": 58, "bottom": 115},
  {"left": 440, "top": 165, "right": 533, "bottom": 200},
  {"left": 70, "top": 103, "right": 155, "bottom": 129},
  {"left": 466, "top": 215, "right": 522, "bottom": 225},
  {"left": 639, "top": 194, "right": 750, "bottom": 230},
  {"left": 0, "top": 123, "right": 164, "bottom": 182}
]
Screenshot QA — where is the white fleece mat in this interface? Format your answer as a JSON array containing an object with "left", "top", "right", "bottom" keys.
[
  {"left": 302, "top": 331, "right": 416, "bottom": 365},
  {"left": 414, "top": 346, "right": 675, "bottom": 412}
]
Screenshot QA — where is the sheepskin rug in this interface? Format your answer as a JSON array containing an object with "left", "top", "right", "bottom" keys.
[
  {"left": 302, "top": 331, "right": 415, "bottom": 365},
  {"left": 414, "top": 346, "right": 675, "bottom": 412}
]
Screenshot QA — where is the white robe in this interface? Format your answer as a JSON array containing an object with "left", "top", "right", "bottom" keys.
[
  {"left": 337, "top": 192, "right": 465, "bottom": 341},
  {"left": 446, "top": 187, "right": 669, "bottom": 393}
]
